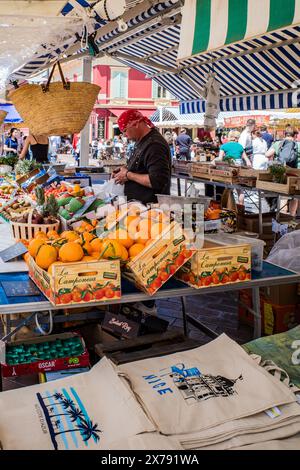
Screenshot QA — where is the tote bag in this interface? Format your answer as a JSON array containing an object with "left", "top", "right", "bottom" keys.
[
  {"left": 118, "top": 334, "right": 296, "bottom": 436},
  {"left": 0, "top": 357, "right": 154, "bottom": 450}
]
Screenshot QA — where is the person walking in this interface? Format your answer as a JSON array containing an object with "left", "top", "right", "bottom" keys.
[
  {"left": 239, "top": 118, "right": 256, "bottom": 160},
  {"left": 175, "top": 128, "right": 192, "bottom": 161},
  {"left": 215, "top": 130, "right": 251, "bottom": 167},
  {"left": 252, "top": 129, "right": 268, "bottom": 170},
  {"left": 260, "top": 125, "right": 274, "bottom": 150}
]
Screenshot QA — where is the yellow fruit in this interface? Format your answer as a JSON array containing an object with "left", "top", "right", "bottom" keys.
[
  {"left": 47, "top": 261, "right": 64, "bottom": 275},
  {"left": 91, "top": 251, "right": 101, "bottom": 260},
  {"left": 60, "top": 231, "right": 79, "bottom": 242},
  {"left": 59, "top": 242, "right": 84, "bottom": 262},
  {"left": 116, "top": 229, "right": 134, "bottom": 249},
  {"left": 47, "top": 230, "right": 59, "bottom": 240},
  {"left": 122, "top": 215, "right": 140, "bottom": 232},
  {"left": 28, "top": 238, "right": 45, "bottom": 258},
  {"left": 120, "top": 245, "right": 129, "bottom": 262},
  {"left": 35, "top": 245, "right": 57, "bottom": 270},
  {"left": 23, "top": 252, "right": 30, "bottom": 264},
  {"left": 129, "top": 243, "right": 145, "bottom": 258},
  {"left": 90, "top": 238, "right": 103, "bottom": 252},
  {"left": 138, "top": 219, "right": 151, "bottom": 235},
  {"left": 100, "top": 240, "right": 124, "bottom": 259}
]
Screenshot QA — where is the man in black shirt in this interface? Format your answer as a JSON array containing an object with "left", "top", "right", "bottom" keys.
[{"left": 113, "top": 110, "right": 171, "bottom": 204}]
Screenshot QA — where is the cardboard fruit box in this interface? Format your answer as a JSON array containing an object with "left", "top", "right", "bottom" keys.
[
  {"left": 177, "top": 239, "right": 251, "bottom": 289},
  {"left": 123, "top": 221, "right": 195, "bottom": 295},
  {"left": 2, "top": 332, "right": 89, "bottom": 378},
  {"left": 28, "top": 256, "right": 121, "bottom": 306}
]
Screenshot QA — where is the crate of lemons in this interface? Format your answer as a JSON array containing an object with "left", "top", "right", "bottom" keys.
[{"left": 22, "top": 205, "right": 194, "bottom": 303}]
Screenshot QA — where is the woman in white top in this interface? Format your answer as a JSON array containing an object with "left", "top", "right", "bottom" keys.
[{"left": 252, "top": 130, "right": 268, "bottom": 170}]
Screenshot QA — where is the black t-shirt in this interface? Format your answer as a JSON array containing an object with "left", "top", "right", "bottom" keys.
[{"left": 125, "top": 128, "right": 171, "bottom": 204}]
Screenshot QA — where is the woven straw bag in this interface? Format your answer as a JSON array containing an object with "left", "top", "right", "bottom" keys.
[
  {"left": 0, "top": 110, "right": 7, "bottom": 125},
  {"left": 10, "top": 209, "right": 60, "bottom": 241},
  {"left": 10, "top": 61, "right": 100, "bottom": 136}
]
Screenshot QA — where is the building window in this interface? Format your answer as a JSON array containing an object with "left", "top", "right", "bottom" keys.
[
  {"left": 152, "top": 80, "right": 168, "bottom": 99},
  {"left": 111, "top": 70, "right": 128, "bottom": 98}
]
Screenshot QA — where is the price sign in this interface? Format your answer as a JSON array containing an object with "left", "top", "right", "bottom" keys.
[{"left": 0, "top": 242, "right": 28, "bottom": 263}]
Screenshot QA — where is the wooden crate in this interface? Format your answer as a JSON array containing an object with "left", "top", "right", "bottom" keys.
[
  {"left": 256, "top": 174, "right": 300, "bottom": 194},
  {"left": 237, "top": 176, "right": 257, "bottom": 187},
  {"left": 190, "top": 162, "right": 211, "bottom": 180},
  {"left": 210, "top": 166, "right": 239, "bottom": 184},
  {"left": 239, "top": 168, "right": 268, "bottom": 178},
  {"left": 173, "top": 160, "right": 192, "bottom": 175}
]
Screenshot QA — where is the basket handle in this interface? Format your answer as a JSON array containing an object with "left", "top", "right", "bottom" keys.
[{"left": 42, "top": 61, "right": 70, "bottom": 93}]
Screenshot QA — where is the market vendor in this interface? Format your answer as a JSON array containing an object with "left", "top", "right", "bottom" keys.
[
  {"left": 4, "top": 127, "right": 19, "bottom": 157},
  {"left": 113, "top": 110, "right": 171, "bottom": 204},
  {"left": 19, "top": 133, "right": 49, "bottom": 163}
]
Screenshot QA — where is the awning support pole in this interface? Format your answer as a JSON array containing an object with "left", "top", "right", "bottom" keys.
[{"left": 80, "top": 56, "right": 92, "bottom": 167}]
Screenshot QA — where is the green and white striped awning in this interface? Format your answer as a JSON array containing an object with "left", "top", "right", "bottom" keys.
[{"left": 178, "top": 0, "right": 300, "bottom": 61}]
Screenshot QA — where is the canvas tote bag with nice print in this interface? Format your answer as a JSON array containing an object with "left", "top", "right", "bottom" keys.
[
  {"left": 0, "top": 357, "right": 154, "bottom": 450},
  {"left": 118, "top": 334, "right": 296, "bottom": 436}
]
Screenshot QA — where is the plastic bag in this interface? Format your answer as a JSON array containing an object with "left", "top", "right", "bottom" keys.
[
  {"left": 267, "top": 231, "right": 300, "bottom": 272},
  {"left": 94, "top": 179, "right": 125, "bottom": 199}
]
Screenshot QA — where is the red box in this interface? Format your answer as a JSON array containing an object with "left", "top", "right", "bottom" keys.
[{"left": 1, "top": 333, "right": 90, "bottom": 378}]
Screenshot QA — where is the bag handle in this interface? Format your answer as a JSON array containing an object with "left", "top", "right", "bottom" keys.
[{"left": 42, "top": 61, "right": 70, "bottom": 93}]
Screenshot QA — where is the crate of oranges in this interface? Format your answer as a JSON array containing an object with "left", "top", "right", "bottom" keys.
[
  {"left": 108, "top": 208, "right": 196, "bottom": 295},
  {"left": 25, "top": 228, "right": 121, "bottom": 306}
]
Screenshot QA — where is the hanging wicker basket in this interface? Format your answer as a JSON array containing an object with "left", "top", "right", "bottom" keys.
[
  {"left": 0, "top": 110, "right": 7, "bottom": 125},
  {"left": 10, "top": 61, "right": 100, "bottom": 136},
  {"left": 10, "top": 210, "right": 60, "bottom": 241}
]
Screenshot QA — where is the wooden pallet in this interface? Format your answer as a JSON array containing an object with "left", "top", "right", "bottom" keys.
[
  {"left": 256, "top": 174, "right": 300, "bottom": 194},
  {"left": 94, "top": 330, "right": 200, "bottom": 365}
]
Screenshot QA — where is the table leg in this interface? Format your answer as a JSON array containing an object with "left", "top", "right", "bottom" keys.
[
  {"left": 177, "top": 177, "right": 181, "bottom": 196},
  {"left": 258, "top": 190, "right": 263, "bottom": 236},
  {"left": 252, "top": 287, "right": 261, "bottom": 339},
  {"left": 180, "top": 296, "right": 188, "bottom": 337}
]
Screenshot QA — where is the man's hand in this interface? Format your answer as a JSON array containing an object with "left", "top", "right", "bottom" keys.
[{"left": 113, "top": 166, "right": 128, "bottom": 185}]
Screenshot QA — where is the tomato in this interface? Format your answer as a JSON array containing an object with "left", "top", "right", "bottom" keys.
[
  {"left": 72, "top": 290, "right": 82, "bottom": 303},
  {"left": 160, "top": 271, "right": 169, "bottom": 282},
  {"left": 229, "top": 272, "right": 238, "bottom": 282},
  {"left": 238, "top": 271, "right": 246, "bottom": 281},
  {"left": 169, "top": 264, "right": 176, "bottom": 275},
  {"left": 60, "top": 293, "right": 72, "bottom": 304},
  {"left": 188, "top": 274, "right": 196, "bottom": 284},
  {"left": 246, "top": 273, "right": 251, "bottom": 280},
  {"left": 94, "top": 288, "right": 104, "bottom": 300},
  {"left": 83, "top": 292, "right": 93, "bottom": 302},
  {"left": 197, "top": 278, "right": 204, "bottom": 287},
  {"left": 114, "top": 290, "right": 121, "bottom": 298},
  {"left": 104, "top": 287, "right": 114, "bottom": 298},
  {"left": 182, "top": 273, "right": 190, "bottom": 283},
  {"left": 203, "top": 276, "right": 212, "bottom": 286},
  {"left": 222, "top": 275, "right": 229, "bottom": 284},
  {"left": 212, "top": 274, "right": 219, "bottom": 284},
  {"left": 175, "top": 254, "right": 186, "bottom": 266},
  {"left": 152, "top": 277, "right": 162, "bottom": 289}
]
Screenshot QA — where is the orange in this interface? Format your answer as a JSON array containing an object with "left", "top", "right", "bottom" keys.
[
  {"left": 19, "top": 238, "right": 29, "bottom": 247},
  {"left": 100, "top": 240, "right": 123, "bottom": 259},
  {"left": 122, "top": 215, "right": 140, "bottom": 232},
  {"left": 90, "top": 238, "right": 103, "bottom": 252},
  {"left": 145, "top": 239, "right": 153, "bottom": 247},
  {"left": 129, "top": 243, "right": 145, "bottom": 258},
  {"left": 109, "top": 229, "right": 134, "bottom": 249},
  {"left": 120, "top": 245, "right": 129, "bottom": 262},
  {"left": 28, "top": 238, "right": 45, "bottom": 258},
  {"left": 82, "top": 232, "right": 96, "bottom": 243},
  {"left": 47, "top": 230, "right": 59, "bottom": 240},
  {"left": 91, "top": 251, "right": 101, "bottom": 260},
  {"left": 59, "top": 242, "right": 84, "bottom": 262},
  {"left": 47, "top": 261, "right": 64, "bottom": 275},
  {"left": 82, "top": 256, "right": 97, "bottom": 262},
  {"left": 84, "top": 223, "right": 94, "bottom": 232},
  {"left": 35, "top": 245, "right": 57, "bottom": 270},
  {"left": 60, "top": 230, "right": 79, "bottom": 242},
  {"left": 35, "top": 231, "right": 48, "bottom": 240},
  {"left": 82, "top": 241, "right": 94, "bottom": 255},
  {"left": 147, "top": 209, "right": 169, "bottom": 223}
]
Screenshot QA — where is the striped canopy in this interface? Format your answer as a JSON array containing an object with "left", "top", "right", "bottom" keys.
[
  {"left": 8, "top": 0, "right": 300, "bottom": 113},
  {"left": 178, "top": 0, "right": 300, "bottom": 61}
]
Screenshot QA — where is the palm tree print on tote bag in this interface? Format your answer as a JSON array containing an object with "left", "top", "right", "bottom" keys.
[{"left": 36, "top": 387, "right": 101, "bottom": 450}]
